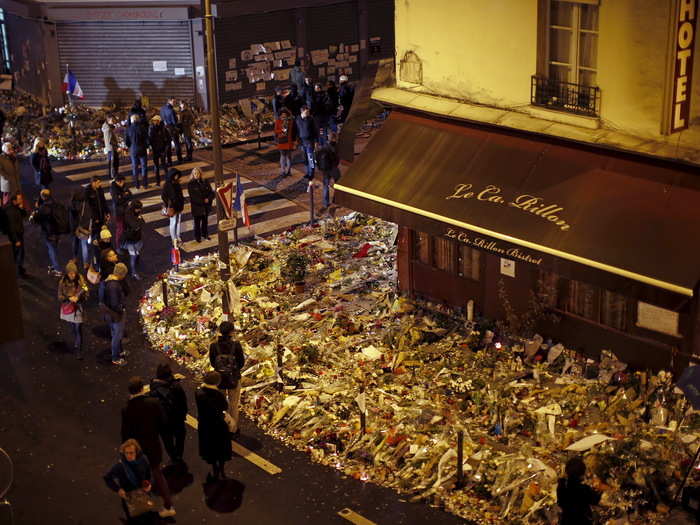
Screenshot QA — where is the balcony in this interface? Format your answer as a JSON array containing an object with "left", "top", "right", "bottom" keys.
[{"left": 531, "top": 75, "right": 601, "bottom": 117}]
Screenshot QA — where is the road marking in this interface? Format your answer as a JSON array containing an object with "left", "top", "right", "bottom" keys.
[
  {"left": 338, "top": 509, "right": 378, "bottom": 525},
  {"left": 185, "top": 414, "right": 282, "bottom": 475},
  {"left": 66, "top": 160, "right": 208, "bottom": 181},
  {"left": 53, "top": 159, "right": 105, "bottom": 172}
]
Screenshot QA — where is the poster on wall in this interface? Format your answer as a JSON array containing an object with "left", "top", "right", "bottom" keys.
[
  {"left": 241, "top": 50, "right": 253, "bottom": 61},
  {"left": 225, "top": 82, "right": 242, "bottom": 92},
  {"left": 225, "top": 70, "right": 238, "bottom": 81},
  {"left": 636, "top": 302, "right": 681, "bottom": 337},
  {"left": 174, "top": 68, "right": 186, "bottom": 76},
  {"left": 152, "top": 61, "right": 167, "bottom": 72},
  {"left": 228, "top": 58, "right": 237, "bottom": 69},
  {"left": 500, "top": 258, "right": 516, "bottom": 278}
]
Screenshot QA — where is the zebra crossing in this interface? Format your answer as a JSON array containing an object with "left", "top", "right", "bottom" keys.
[{"left": 53, "top": 157, "right": 310, "bottom": 253}]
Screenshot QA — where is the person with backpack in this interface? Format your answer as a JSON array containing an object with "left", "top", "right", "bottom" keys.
[
  {"left": 160, "top": 98, "right": 182, "bottom": 166},
  {"left": 110, "top": 175, "right": 132, "bottom": 251},
  {"left": 150, "top": 363, "right": 188, "bottom": 465},
  {"left": 58, "top": 260, "right": 88, "bottom": 359},
  {"left": 123, "top": 200, "right": 144, "bottom": 280},
  {"left": 315, "top": 132, "right": 341, "bottom": 211},
  {"left": 195, "top": 371, "right": 232, "bottom": 481},
  {"left": 30, "top": 137, "right": 53, "bottom": 189},
  {"left": 69, "top": 187, "right": 92, "bottom": 271},
  {"left": 33, "top": 188, "right": 68, "bottom": 276},
  {"left": 296, "top": 106, "right": 318, "bottom": 181},
  {"left": 85, "top": 176, "right": 110, "bottom": 247},
  {"left": 208, "top": 321, "right": 245, "bottom": 435}
]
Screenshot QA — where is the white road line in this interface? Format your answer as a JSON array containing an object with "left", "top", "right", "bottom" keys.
[
  {"left": 338, "top": 509, "right": 378, "bottom": 525},
  {"left": 185, "top": 414, "right": 282, "bottom": 475},
  {"left": 66, "top": 160, "right": 208, "bottom": 182},
  {"left": 53, "top": 159, "right": 106, "bottom": 173},
  {"left": 178, "top": 210, "right": 309, "bottom": 252}
]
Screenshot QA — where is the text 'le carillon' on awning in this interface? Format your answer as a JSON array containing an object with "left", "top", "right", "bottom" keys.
[{"left": 335, "top": 110, "right": 700, "bottom": 297}]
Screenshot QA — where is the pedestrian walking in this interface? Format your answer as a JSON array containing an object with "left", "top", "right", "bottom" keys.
[
  {"left": 187, "top": 167, "right": 213, "bottom": 243},
  {"left": 30, "top": 138, "right": 53, "bottom": 189},
  {"left": 110, "top": 175, "right": 131, "bottom": 251},
  {"left": 310, "top": 83, "right": 331, "bottom": 146},
  {"left": 58, "top": 260, "right": 88, "bottom": 359},
  {"left": 3, "top": 191, "right": 27, "bottom": 276},
  {"left": 290, "top": 59, "right": 305, "bottom": 93},
  {"left": 148, "top": 115, "right": 169, "bottom": 186},
  {"left": 296, "top": 106, "right": 318, "bottom": 180},
  {"left": 0, "top": 142, "right": 20, "bottom": 206},
  {"left": 104, "top": 439, "right": 174, "bottom": 520},
  {"left": 208, "top": 321, "right": 245, "bottom": 435},
  {"left": 121, "top": 377, "right": 176, "bottom": 517},
  {"left": 326, "top": 80, "right": 339, "bottom": 133},
  {"left": 150, "top": 363, "right": 188, "bottom": 465},
  {"left": 123, "top": 200, "right": 145, "bottom": 280},
  {"left": 557, "top": 456, "right": 602, "bottom": 525},
  {"left": 102, "top": 262, "right": 129, "bottom": 366},
  {"left": 315, "top": 133, "right": 340, "bottom": 211},
  {"left": 69, "top": 187, "right": 92, "bottom": 271},
  {"left": 338, "top": 75, "right": 355, "bottom": 124},
  {"left": 160, "top": 98, "right": 182, "bottom": 165},
  {"left": 274, "top": 109, "right": 297, "bottom": 178},
  {"left": 161, "top": 168, "right": 184, "bottom": 244},
  {"left": 85, "top": 176, "right": 110, "bottom": 247},
  {"left": 125, "top": 114, "right": 149, "bottom": 189},
  {"left": 32, "top": 188, "right": 66, "bottom": 276},
  {"left": 178, "top": 101, "right": 195, "bottom": 162},
  {"left": 195, "top": 371, "right": 232, "bottom": 481},
  {"left": 102, "top": 115, "right": 120, "bottom": 179}
]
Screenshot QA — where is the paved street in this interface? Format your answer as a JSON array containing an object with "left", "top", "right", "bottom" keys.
[{"left": 0, "top": 145, "right": 465, "bottom": 525}]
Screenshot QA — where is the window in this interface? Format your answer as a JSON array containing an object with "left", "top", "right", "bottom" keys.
[
  {"left": 414, "top": 231, "right": 431, "bottom": 265},
  {"left": 458, "top": 245, "right": 480, "bottom": 281},
  {"left": 433, "top": 237, "right": 455, "bottom": 273},
  {"left": 412, "top": 232, "right": 481, "bottom": 281},
  {"left": 0, "top": 9, "right": 10, "bottom": 74},
  {"left": 547, "top": 1, "right": 599, "bottom": 87}
]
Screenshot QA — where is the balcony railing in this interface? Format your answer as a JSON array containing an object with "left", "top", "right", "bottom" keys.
[{"left": 531, "top": 75, "right": 601, "bottom": 117}]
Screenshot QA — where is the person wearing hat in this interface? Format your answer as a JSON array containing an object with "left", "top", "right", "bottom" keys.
[
  {"left": 110, "top": 175, "right": 132, "bottom": 251},
  {"left": 95, "top": 224, "right": 114, "bottom": 272},
  {"left": 208, "top": 321, "right": 245, "bottom": 435},
  {"left": 121, "top": 377, "right": 176, "bottom": 517},
  {"left": 103, "top": 262, "right": 129, "bottom": 366},
  {"left": 125, "top": 114, "right": 149, "bottom": 189},
  {"left": 58, "top": 259, "right": 88, "bottom": 359},
  {"left": 150, "top": 363, "right": 188, "bottom": 465},
  {"left": 161, "top": 168, "right": 184, "bottom": 243},
  {"left": 195, "top": 371, "right": 232, "bottom": 480},
  {"left": 123, "top": 200, "right": 145, "bottom": 280},
  {"left": 148, "top": 114, "right": 170, "bottom": 186}
]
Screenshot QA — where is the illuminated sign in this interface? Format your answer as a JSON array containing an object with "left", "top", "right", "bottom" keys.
[{"left": 670, "top": 0, "right": 697, "bottom": 133}]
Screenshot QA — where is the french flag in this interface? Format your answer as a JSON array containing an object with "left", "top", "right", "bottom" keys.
[
  {"left": 232, "top": 173, "right": 250, "bottom": 227},
  {"left": 63, "top": 69, "right": 84, "bottom": 99}
]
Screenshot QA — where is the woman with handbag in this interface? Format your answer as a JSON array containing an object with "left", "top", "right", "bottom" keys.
[
  {"left": 161, "top": 168, "right": 184, "bottom": 244},
  {"left": 30, "top": 137, "right": 53, "bottom": 189},
  {"left": 58, "top": 260, "right": 88, "bottom": 359},
  {"left": 103, "top": 439, "right": 175, "bottom": 519},
  {"left": 196, "top": 371, "right": 232, "bottom": 481}
]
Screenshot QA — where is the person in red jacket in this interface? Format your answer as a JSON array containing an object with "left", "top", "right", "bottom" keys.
[{"left": 274, "top": 108, "right": 297, "bottom": 178}]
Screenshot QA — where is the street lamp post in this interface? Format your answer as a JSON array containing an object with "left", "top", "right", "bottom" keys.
[{"left": 203, "top": 0, "right": 231, "bottom": 316}]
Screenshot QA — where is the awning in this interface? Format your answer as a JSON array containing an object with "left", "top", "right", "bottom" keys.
[{"left": 335, "top": 111, "right": 700, "bottom": 297}]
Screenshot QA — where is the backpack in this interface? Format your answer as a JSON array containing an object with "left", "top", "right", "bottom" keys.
[
  {"left": 316, "top": 147, "right": 336, "bottom": 171},
  {"left": 51, "top": 202, "right": 71, "bottom": 234},
  {"left": 150, "top": 383, "right": 179, "bottom": 426},
  {"left": 213, "top": 341, "right": 241, "bottom": 388}
]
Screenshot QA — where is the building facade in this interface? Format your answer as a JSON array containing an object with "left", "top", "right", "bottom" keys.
[{"left": 336, "top": 0, "right": 700, "bottom": 373}]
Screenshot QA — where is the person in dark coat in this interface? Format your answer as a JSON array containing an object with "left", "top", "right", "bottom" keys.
[
  {"left": 69, "top": 187, "right": 92, "bottom": 270},
  {"left": 3, "top": 192, "right": 27, "bottom": 276},
  {"left": 557, "top": 456, "right": 602, "bottom": 525},
  {"left": 272, "top": 87, "right": 285, "bottom": 119},
  {"left": 30, "top": 138, "right": 53, "bottom": 189},
  {"left": 148, "top": 115, "right": 169, "bottom": 186},
  {"left": 121, "top": 377, "right": 175, "bottom": 517},
  {"left": 315, "top": 133, "right": 340, "bottom": 210},
  {"left": 161, "top": 168, "right": 184, "bottom": 244},
  {"left": 209, "top": 321, "right": 245, "bottom": 435},
  {"left": 110, "top": 175, "right": 131, "bottom": 250},
  {"left": 33, "top": 188, "right": 62, "bottom": 275},
  {"left": 104, "top": 439, "right": 176, "bottom": 520},
  {"left": 129, "top": 98, "right": 147, "bottom": 123},
  {"left": 325, "top": 80, "right": 339, "bottom": 133},
  {"left": 150, "top": 363, "right": 188, "bottom": 465},
  {"left": 179, "top": 101, "right": 195, "bottom": 162},
  {"left": 160, "top": 98, "right": 182, "bottom": 165},
  {"left": 284, "top": 85, "right": 304, "bottom": 117},
  {"left": 296, "top": 106, "right": 318, "bottom": 180},
  {"left": 103, "top": 262, "right": 128, "bottom": 365},
  {"left": 310, "top": 83, "right": 331, "bottom": 146},
  {"left": 338, "top": 75, "right": 355, "bottom": 123},
  {"left": 125, "top": 114, "right": 149, "bottom": 189},
  {"left": 102, "top": 115, "right": 120, "bottom": 179},
  {"left": 301, "top": 76, "right": 314, "bottom": 107},
  {"left": 195, "top": 371, "right": 232, "bottom": 480},
  {"left": 123, "top": 200, "right": 144, "bottom": 280},
  {"left": 187, "top": 167, "right": 214, "bottom": 243}
]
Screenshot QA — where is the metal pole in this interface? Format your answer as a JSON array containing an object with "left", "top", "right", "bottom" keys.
[
  {"left": 456, "top": 430, "right": 464, "bottom": 489},
  {"left": 204, "top": 0, "right": 230, "bottom": 316},
  {"left": 308, "top": 180, "right": 316, "bottom": 225}
]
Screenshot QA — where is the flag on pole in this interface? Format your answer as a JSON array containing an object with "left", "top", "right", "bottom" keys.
[
  {"left": 232, "top": 173, "right": 251, "bottom": 227},
  {"left": 63, "top": 70, "right": 84, "bottom": 99}
]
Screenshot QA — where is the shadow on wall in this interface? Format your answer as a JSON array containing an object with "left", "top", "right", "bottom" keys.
[
  {"left": 103, "top": 77, "right": 136, "bottom": 108},
  {"left": 102, "top": 77, "right": 196, "bottom": 109}
]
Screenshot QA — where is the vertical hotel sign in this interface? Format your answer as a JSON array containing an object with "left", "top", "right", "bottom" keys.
[{"left": 670, "top": 0, "right": 698, "bottom": 133}]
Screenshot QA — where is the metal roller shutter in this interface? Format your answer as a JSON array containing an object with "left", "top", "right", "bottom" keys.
[
  {"left": 307, "top": 2, "right": 360, "bottom": 83},
  {"left": 367, "top": 0, "right": 395, "bottom": 60},
  {"left": 215, "top": 10, "right": 296, "bottom": 103},
  {"left": 56, "top": 21, "right": 194, "bottom": 108}
]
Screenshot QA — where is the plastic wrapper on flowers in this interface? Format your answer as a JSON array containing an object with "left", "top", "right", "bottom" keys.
[{"left": 140, "top": 214, "right": 700, "bottom": 525}]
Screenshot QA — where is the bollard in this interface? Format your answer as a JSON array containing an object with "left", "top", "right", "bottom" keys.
[
  {"left": 456, "top": 430, "right": 464, "bottom": 489},
  {"left": 162, "top": 279, "right": 168, "bottom": 307},
  {"left": 308, "top": 180, "right": 316, "bottom": 225},
  {"left": 276, "top": 344, "right": 284, "bottom": 392}
]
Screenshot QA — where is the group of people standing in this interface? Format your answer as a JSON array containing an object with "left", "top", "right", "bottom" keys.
[{"left": 104, "top": 321, "right": 246, "bottom": 520}]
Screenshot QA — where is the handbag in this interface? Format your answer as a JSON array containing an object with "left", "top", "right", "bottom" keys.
[
  {"left": 223, "top": 411, "right": 236, "bottom": 434},
  {"left": 87, "top": 266, "right": 101, "bottom": 285},
  {"left": 167, "top": 207, "right": 175, "bottom": 217},
  {"left": 75, "top": 201, "right": 91, "bottom": 240},
  {"left": 61, "top": 301, "right": 77, "bottom": 315},
  {"left": 125, "top": 489, "right": 158, "bottom": 517}
]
